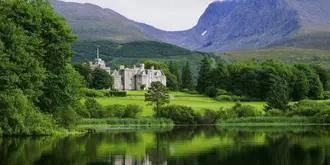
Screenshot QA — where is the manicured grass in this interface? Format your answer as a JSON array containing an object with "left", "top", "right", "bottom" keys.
[{"left": 91, "top": 91, "right": 265, "bottom": 117}]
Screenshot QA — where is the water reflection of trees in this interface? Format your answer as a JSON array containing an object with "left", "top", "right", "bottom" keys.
[{"left": 1, "top": 127, "right": 330, "bottom": 165}]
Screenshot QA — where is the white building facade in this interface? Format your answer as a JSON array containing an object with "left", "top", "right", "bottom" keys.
[{"left": 112, "top": 64, "right": 166, "bottom": 91}]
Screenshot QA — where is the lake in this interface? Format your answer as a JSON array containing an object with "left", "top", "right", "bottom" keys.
[{"left": 1, "top": 126, "right": 330, "bottom": 165}]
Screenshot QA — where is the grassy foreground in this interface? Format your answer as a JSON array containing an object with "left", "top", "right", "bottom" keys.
[{"left": 91, "top": 91, "right": 265, "bottom": 117}]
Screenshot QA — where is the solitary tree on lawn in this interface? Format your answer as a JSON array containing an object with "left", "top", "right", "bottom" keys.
[{"left": 145, "top": 82, "right": 170, "bottom": 117}]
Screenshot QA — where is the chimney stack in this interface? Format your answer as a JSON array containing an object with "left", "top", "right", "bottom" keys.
[
  {"left": 120, "top": 65, "right": 125, "bottom": 70},
  {"left": 151, "top": 66, "right": 154, "bottom": 70},
  {"left": 141, "top": 64, "right": 145, "bottom": 70}
]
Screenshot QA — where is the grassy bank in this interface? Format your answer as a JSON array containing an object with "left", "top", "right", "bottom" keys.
[
  {"left": 91, "top": 91, "right": 265, "bottom": 117},
  {"left": 78, "top": 118, "right": 174, "bottom": 130},
  {"left": 217, "top": 117, "right": 314, "bottom": 126}
]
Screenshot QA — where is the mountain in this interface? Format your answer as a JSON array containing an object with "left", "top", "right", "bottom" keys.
[
  {"left": 140, "top": 0, "right": 330, "bottom": 52},
  {"left": 51, "top": 0, "right": 155, "bottom": 42},
  {"left": 52, "top": 0, "right": 330, "bottom": 52}
]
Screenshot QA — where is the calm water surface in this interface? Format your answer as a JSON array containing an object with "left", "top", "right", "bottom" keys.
[{"left": 1, "top": 126, "right": 330, "bottom": 165}]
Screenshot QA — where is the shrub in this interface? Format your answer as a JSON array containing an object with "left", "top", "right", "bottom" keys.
[
  {"left": 140, "top": 84, "right": 146, "bottom": 90},
  {"left": 105, "top": 104, "right": 126, "bottom": 118},
  {"left": 267, "top": 109, "right": 283, "bottom": 116},
  {"left": 231, "top": 95, "right": 241, "bottom": 102},
  {"left": 54, "top": 106, "right": 80, "bottom": 130},
  {"left": 312, "top": 109, "right": 330, "bottom": 123},
  {"left": 158, "top": 105, "right": 200, "bottom": 125},
  {"left": 286, "top": 100, "right": 329, "bottom": 117},
  {"left": 84, "top": 98, "right": 104, "bottom": 118},
  {"left": 239, "top": 96, "right": 260, "bottom": 102},
  {"left": 216, "top": 89, "right": 228, "bottom": 96},
  {"left": 324, "top": 91, "right": 330, "bottom": 100},
  {"left": 188, "top": 90, "right": 199, "bottom": 95},
  {"left": 217, "top": 108, "right": 230, "bottom": 121},
  {"left": 124, "top": 104, "right": 143, "bottom": 118},
  {"left": 215, "top": 95, "right": 232, "bottom": 102},
  {"left": 80, "top": 88, "right": 106, "bottom": 97},
  {"left": 75, "top": 103, "right": 91, "bottom": 118},
  {"left": 205, "top": 86, "right": 217, "bottom": 98},
  {"left": 231, "top": 102, "right": 262, "bottom": 118},
  {"left": 109, "top": 91, "right": 127, "bottom": 97},
  {"left": 0, "top": 128, "right": 2, "bottom": 135},
  {"left": 200, "top": 109, "right": 220, "bottom": 124}
]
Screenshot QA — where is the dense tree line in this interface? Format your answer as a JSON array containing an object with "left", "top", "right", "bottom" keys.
[
  {"left": 0, "top": 0, "right": 84, "bottom": 135},
  {"left": 197, "top": 56, "right": 330, "bottom": 110}
]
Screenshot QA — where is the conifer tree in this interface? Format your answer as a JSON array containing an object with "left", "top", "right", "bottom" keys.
[
  {"left": 196, "top": 56, "right": 212, "bottom": 94},
  {"left": 181, "top": 61, "right": 194, "bottom": 90}
]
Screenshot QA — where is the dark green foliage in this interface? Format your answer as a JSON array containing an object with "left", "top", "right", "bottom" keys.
[
  {"left": 292, "top": 69, "right": 309, "bottom": 101},
  {"left": 0, "top": 0, "right": 83, "bottom": 134},
  {"left": 196, "top": 56, "right": 212, "bottom": 94},
  {"left": 205, "top": 86, "right": 217, "bottom": 98},
  {"left": 84, "top": 98, "right": 104, "bottom": 118},
  {"left": 294, "top": 63, "right": 324, "bottom": 100},
  {"left": 265, "top": 74, "right": 290, "bottom": 110},
  {"left": 158, "top": 105, "right": 200, "bottom": 125},
  {"left": 169, "top": 61, "right": 181, "bottom": 90},
  {"left": 123, "top": 104, "right": 143, "bottom": 118},
  {"left": 311, "top": 64, "right": 330, "bottom": 90},
  {"left": 90, "top": 68, "right": 113, "bottom": 90},
  {"left": 145, "top": 82, "right": 170, "bottom": 117},
  {"left": 181, "top": 61, "right": 194, "bottom": 91},
  {"left": 73, "top": 62, "right": 92, "bottom": 87},
  {"left": 211, "top": 60, "right": 228, "bottom": 90},
  {"left": 109, "top": 91, "right": 127, "bottom": 97},
  {"left": 227, "top": 60, "right": 264, "bottom": 98}
]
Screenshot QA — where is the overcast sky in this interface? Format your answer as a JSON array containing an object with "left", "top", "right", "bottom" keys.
[{"left": 61, "top": 0, "right": 218, "bottom": 31}]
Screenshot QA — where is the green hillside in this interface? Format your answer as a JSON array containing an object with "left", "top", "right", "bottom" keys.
[
  {"left": 72, "top": 40, "right": 215, "bottom": 74},
  {"left": 219, "top": 47, "right": 330, "bottom": 69}
]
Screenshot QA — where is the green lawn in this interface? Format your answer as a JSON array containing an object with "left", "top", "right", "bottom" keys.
[{"left": 93, "top": 91, "right": 265, "bottom": 117}]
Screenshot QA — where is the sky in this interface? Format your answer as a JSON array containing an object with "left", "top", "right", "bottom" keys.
[{"left": 61, "top": 0, "right": 218, "bottom": 31}]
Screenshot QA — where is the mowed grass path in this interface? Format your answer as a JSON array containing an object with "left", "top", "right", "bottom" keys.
[{"left": 93, "top": 91, "right": 265, "bottom": 117}]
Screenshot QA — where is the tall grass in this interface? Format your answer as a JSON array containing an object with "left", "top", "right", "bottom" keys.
[
  {"left": 79, "top": 118, "right": 174, "bottom": 126},
  {"left": 218, "top": 117, "right": 312, "bottom": 126}
]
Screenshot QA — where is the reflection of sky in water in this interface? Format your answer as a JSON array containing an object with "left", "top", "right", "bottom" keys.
[{"left": 1, "top": 126, "right": 330, "bottom": 165}]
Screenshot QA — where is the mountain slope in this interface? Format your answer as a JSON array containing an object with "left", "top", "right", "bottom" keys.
[
  {"left": 51, "top": 0, "right": 155, "bottom": 42},
  {"left": 140, "top": 0, "right": 330, "bottom": 52},
  {"left": 72, "top": 40, "right": 214, "bottom": 75},
  {"left": 219, "top": 47, "right": 330, "bottom": 69}
]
